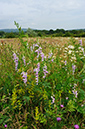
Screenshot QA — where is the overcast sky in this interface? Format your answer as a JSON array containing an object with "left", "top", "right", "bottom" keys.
[{"left": 0, "top": 0, "right": 85, "bottom": 30}]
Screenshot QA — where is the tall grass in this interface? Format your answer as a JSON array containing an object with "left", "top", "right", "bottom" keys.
[{"left": 0, "top": 23, "right": 85, "bottom": 129}]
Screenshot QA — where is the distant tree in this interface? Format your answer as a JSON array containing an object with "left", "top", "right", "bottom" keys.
[
  {"left": 5, "top": 32, "right": 16, "bottom": 38},
  {"left": 0, "top": 31, "right": 5, "bottom": 38},
  {"left": 64, "top": 31, "right": 72, "bottom": 37},
  {"left": 49, "top": 29, "right": 54, "bottom": 34},
  {"left": 27, "top": 28, "right": 37, "bottom": 37},
  {"left": 37, "top": 32, "right": 42, "bottom": 37}
]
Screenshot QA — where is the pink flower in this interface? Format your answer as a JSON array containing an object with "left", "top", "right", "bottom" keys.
[
  {"left": 56, "top": 117, "right": 61, "bottom": 121},
  {"left": 4, "top": 124, "right": 7, "bottom": 128},
  {"left": 66, "top": 97, "right": 68, "bottom": 100},
  {"left": 74, "top": 124, "right": 79, "bottom": 129},
  {"left": 60, "top": 104, "right": 64, "bottom": 108}
]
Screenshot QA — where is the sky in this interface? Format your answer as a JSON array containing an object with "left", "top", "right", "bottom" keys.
[{"left": 0, "top": 0, "right": 85, "bottom": 30}]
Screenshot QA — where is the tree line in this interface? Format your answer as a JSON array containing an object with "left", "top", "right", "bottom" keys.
[{"left": 0, "top": 28, "right": 85, "bottom": 38}]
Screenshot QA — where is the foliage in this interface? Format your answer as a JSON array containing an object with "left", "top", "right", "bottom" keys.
[{"left": 1, "top": 25, "right": 85, "bottom": 38}]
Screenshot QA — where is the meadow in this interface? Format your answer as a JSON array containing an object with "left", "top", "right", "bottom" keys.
[{"left": 0, "top": 32, "right": 85, "bottom": 128}]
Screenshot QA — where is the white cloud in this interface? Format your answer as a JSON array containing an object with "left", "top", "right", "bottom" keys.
[{"left": 0, "top": 0, "right": 85, "bottom": 29}]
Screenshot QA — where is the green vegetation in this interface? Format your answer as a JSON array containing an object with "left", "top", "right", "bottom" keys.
[
  {"left": 0, "top": 22, "right": 85, "bottom": 38},
  {"left": 0, "top": 22, "right": 85, "bottom": 129}
]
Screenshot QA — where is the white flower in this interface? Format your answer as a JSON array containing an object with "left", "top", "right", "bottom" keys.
[
  {"left": 76, "top": 51, "right": 78, "bottom": 53},
  {"left": 68, "top": 45, "right": 74, "bottom": 49},
  {"left": 71, "top": 57, "right": 76, "bottom": 60},
  {"left": 78, "top": 47, "right": 82, "bottom": 49},
  {"left": 68, "top": 50, "right": 72, "bottom": 54},
  {"left": 65, "top": 47, "right": 68, "bottom": 50}
]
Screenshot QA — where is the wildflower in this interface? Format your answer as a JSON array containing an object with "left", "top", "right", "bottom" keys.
[
  {"left": 79, "top": 39, "right": 82, "bottom": 46},
  {"left": 65, "top": 47, "right": 68, "bottom": 50},
  {"left": 21, "top": 72, "right": 27, "bottom": 84},
  {"left": 4, "top": 124, "right": 7, "bottom": 128},
  {"left": 68, "top": 45, "right": 74, "bottom": 49},
  {"left": 82, "top": 79, "right": 85, "bottom": 83},
  {"left": 74, "top": 124, "right": 79, "bottom": 129},
  {"left": 48, "top": 52, "right": 53, "bottom": 58},
  {"left": 72, "top": 65, "right": 76, "bottom": 74},
  {"left": 35, "top": 47, "right": 42, "bottom": 58},
  {"left": 81, "top": 104, "right": 84, "bottom": 107},
  {"left": 71, "top": 56, "right": 76, "bottom": 61},
  {"left": 40, "top": 52, "right": 45, "bottom": 61},
  {"left": 30, "top": 46, "right": 33, "bottom": 51},
  {"left": 56, "top": 117, "right": 61, "bottom": 122},
  {"left": 34, "top": 63, "right": 40, "bottom": 85},
  {"left": 60, "top": 104, "right": 64, "bottom": 108},
  {"left": 34, "top": 44, "right": 39, "bottom": 47},
  {"left": 22, "top": 56, "right": 26, "bottom": 66},
  {"left": 51, "top": 59, "right": 54, "bottom": 62},
  {"left": 43, "top": 65, "right": 48, "bottom": 78},
  {"left": 64, "top": 60, "right": 67, "bottom": 65},
  {"left": 51, "top": 95, "right": 55, "bottom": 104},
  {"left": 68, "top": 50, "right": 72, "bottom": 54},
  {"left": 13, "top": 52, "right": 19, "bottom": 70},
  {"left": 66, "top": 97, "right": 68, "bottom": 100},
  {"left": 27, "top": 43, "right": 29, "bottom": 49},
  {"left": 72, "top": 89, "right": 78, "bottom": 98}
]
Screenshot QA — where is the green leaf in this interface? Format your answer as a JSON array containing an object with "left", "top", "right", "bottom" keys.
[
  {"left": 66, "top": 100, "right": 76, "bottom": 112},
  {"left": 23, "top": 96, "right": 30, "bottom": 102}
]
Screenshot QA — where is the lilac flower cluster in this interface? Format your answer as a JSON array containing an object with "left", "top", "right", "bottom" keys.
[
  {"left": 22, "top": 56, "right": 26, "bottom": 66},
  {"left": 79, "top": 39, "right": 82, "bottom": 46},
  {"left": 26, "top": 43, "right": 29, "bottom": 49},
  {"left": 13, "top": 52, "right": 19, "bottom": 71},
  {"left": 72, "top": 89, "right": 78, "bottom": 98},
  {"left": 72, "top": 64, "right": 76, "bottom": 75},
  {"left": 35, "top": 47, "right": 42, "bottom": 58},
  {"left": 35, "top": 46, "right": 46, "bottom": 61},
  {"left": 34, "top": 63, "right": 40, "bottom": 85},
  {"left": 21, "top": 71, "right": 27, "bottom": 84},
  {"left": 33, "top": 43, "right": 39, "bottom": 49},
  {"left": 48, "top": 52, "right": 53, "bottom": 58},
  {"left": 72, "top": 84, "right": 78, "bottom": 98},
  {"left": 43, "top": 65, "right": 48, "bottom": 78},
  {"left": 64, "top": 60, "right": 67, "bottom": 65}
]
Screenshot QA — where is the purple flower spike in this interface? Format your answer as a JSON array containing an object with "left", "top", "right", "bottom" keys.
[
  {"left": 4, "top": 124, "right": 7, "bottom": 128},
  {"left": 43, "top": 65, "right": 48, "bottom": 78},
  {"left": 13, "top": 52, "right": 19, "bottom": 71},
  {"left": 22, "top": 56, "right": 26, "bottom": 66},
  {"left": 60, "top": 104, "right": 64, "bottom": 108},
  {"left": 34, "top": 63, "right": 40, "bottom": 85},
  {"left": 79, "top": 39, "right": 82, "bottom": 46},
  {"left": 65, "top": 60, "right": 67, "bottom": 65},
  {"left": 74, "top": 124, "right": 79, "bottom": 129},
  {"left": 72, "top": 65, "right": 76, "bottom": 75},
  {"left": 51, "top": 96, "right": 55, "bottom": 104},
  {"left": 56, "top": 117, "right": 61, "bottom": 122},
  {"left": 21, "top": 72, "right": 27, "bottom": 84}
]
